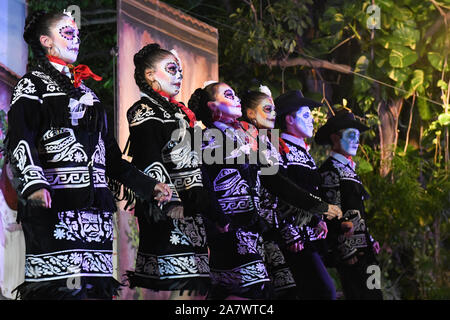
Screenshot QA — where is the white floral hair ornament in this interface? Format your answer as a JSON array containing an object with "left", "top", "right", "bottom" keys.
[
  {"left": 259, "top": 85, "right": 272, "bottom": 97},
  {"left": 170, "top": 49, "right": 182, "bottom": 65},
  {"left": 202, "top": 80, "right": 218, "bottom": 89},
  {"left": 63, "top": 9, "right": 74, "bottom": 19}
]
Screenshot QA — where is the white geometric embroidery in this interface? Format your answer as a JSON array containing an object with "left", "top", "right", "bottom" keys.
[
  {"left": 143, "top": 162, "right": 180, "bottom": 202},
  {"left": 134, "top": 252, "right": 209, "bottom": 279},
  {"left": 31, "top": 71, "right": 61, "bottom": 92},
  {"left": 170, "top": 169, "right": 203, "bottom": 190},
  {"left": 128, "top": 103, "right": 156, "bottom": 126},
  {"left": 42, "top": 128, "right": 88, "bottom": 163},
  {"left": 93, "top": 135, "right": 106, "bottom": 166},
  {"left": 210, "top": 260, "right": 269, "bottom": 288},
  {"left": 25, "top": 249, "right": 113, "bottom": 281},
  {"left": 331, "top": 159, "right": 361, "bottom": 184},
  {"left": 285, "top": 143, "right": 317, "bottom": 169},
  {"left": 44, "top": 167, "right": 107, "bottom": 189},
  {"left": 11, "top": 77, "right": 38, "bottom": 105},
  {"left": 12, "top": 140, "right": 49, "bottom": 193},
  {"left": 162, "top": 138, "right": 200, "bottom": 170}
]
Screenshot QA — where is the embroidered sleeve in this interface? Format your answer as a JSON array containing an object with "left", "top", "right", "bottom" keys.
[
  {"left": 126, "top": 104, "right": 182, "bottom": 209},
  {"left": 6, "top": 75, "right": 50, "bottom": 199}
]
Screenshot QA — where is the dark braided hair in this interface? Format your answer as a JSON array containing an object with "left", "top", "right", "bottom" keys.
[
  {"left": 133, "top": 43, "right": 182, "bottom": 116},
  {"left": 188, "top": 82, "right": 221, "bottom": 128},
  {"left": 24, "top": 10, "right": 82, "bottom": 100},
  {"left": 240, "top": 90, "right": 270, "bottom": 125}
]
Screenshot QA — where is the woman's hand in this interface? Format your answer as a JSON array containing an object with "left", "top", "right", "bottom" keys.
[
  {"left": 153, "top": 183, "right": 172, "bottom": 205},
  {"left": 323, "top": 204, "right": 342, "bottom": 220},
  {"left": 216, "top": 223, "right": 230, "bottom": 233},
  {"left": 341, "top": 221, "right": 354, "bottom": 238},
  {"left": 167, "top": 205, "right": 184, "bottom": 220},
  {"left": 373, "top": 241, "right": 381, "bottom": 254},
  {"left": 287, "top": 240, "right": 304, "bottom": 253},
  {"left": 27, "top": 188, "right": 52, "bottom": 208}
]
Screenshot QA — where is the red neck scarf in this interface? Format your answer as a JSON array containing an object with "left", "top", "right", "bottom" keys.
[
  {"left": 346, "top": 155, "right": 355, "bottom": 168},
  {"left": 156, "top": 90, "right": 196, "bottom": 128},
  {"left": 47, "top": 55, "right": 102, "bottom": 88}
]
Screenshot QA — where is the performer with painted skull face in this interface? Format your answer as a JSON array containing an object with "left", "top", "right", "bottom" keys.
[
  {"left": 125, "top": 43, "right": 210, "bottom": 299},
  {"left": 188, "top": 83, "right": 340, "bottom": 299},
  {"left": 240, "top": 87, "right": 342, "bottom": 299},
  {"left": 315, "top": 109, "right": 382, "bottom": 300},
  {"left": 4, "top": 11, "right": 171, "bottom": 300},
  {"left": 274, "top": 90, "right": 339, "bottom": 299}
]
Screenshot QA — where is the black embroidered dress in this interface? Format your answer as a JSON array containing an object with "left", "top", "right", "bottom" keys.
[
  {"left": 6, "top": 66, "right": 158, "bottom": 299},
  {"left": 125, "top": 93, "right": 209, "bottom": 293}
]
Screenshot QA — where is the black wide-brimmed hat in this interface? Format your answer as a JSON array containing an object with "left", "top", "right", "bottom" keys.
[
  {"left": 274, "top": 90, "right": 322, "bottom": 116},
  {"left": 315, "top": 110, "right": 369, "bottom": 145}
]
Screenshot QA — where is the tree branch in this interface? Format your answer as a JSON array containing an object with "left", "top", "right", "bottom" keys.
[
  {"left": 424, "top": 8, "right": 450, "bottom": 38},
  {"left": 267, "top": 57, "right": 352, "bottom": 74}
]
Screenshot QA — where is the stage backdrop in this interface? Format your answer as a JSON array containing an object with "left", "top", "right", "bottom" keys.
[{"left": 116, "top": 0, "right": 218, "bottom": 299}]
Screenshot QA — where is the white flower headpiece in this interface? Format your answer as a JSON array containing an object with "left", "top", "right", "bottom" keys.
[
  {"left": 170, "top": 49, "right": 182, "bottom": 64},
  {"left": 202, "top": 80, "right": 218, "bottom": 89},
  {"left": 259, "top": 85, "right": 272, "bottom": 97},
  {"left": 63, "top": 9, "right": 74, "bottom": 19}
]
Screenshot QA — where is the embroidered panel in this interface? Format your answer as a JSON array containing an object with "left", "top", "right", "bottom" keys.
[
  {"left": 162, "top": 138, "right": 200, "bottom": 170},
  {"left": 134, "top": 252, "right": 210, "bottom": 279},
  {"left": 12, "top": 140, "right": 49, "bottom": 193},
  {"left": 53, "top": 210, "right": 114, "bottom": 243},
  {"left": 331, "top": 159, "right": 361, "bottom": 184},
  {"left": 143, "top": 162, "right": 180, "bottom": 202},
  {"left": 11, "top": 77, "right": 38, "bottom": 105},
  {"left": 284, "top": 143, "right": 317, "bottom": 169},
  {"left": 264, "top": 241, "right": 287, "bottom": 267},
  {"left": 235, "top": 229, "right": 263, "bottom": 256},
  {"left": 44, "top": 167, "right": 107, "bottom": 189},
  {"left": 272, "top": 267, "right": 296, "bottom": 291},
  {"left": 42, "top": 128, "right": 88, "bottom": 163},
  {"left": 337, "top": 233, "right": 368, "bottom": 259},
  {"left": 210, "top": 260, "right": 270, "bottom": 288},
  {"left": 25, "top": 249, "right": 113, "bottom": 281},
  {"left": 31, "top": 71, "right": 62, "bottom": 93},
  {"left": 169, "top": 215, "right": 207, "bottom": 247},
  {"left": 170, "top": 169, "right": 203, "bottom": 191}
]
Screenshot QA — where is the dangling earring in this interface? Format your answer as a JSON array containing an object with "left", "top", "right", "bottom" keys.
[{"left": 251, "top": 118, "right": 257, "bottom": 126}]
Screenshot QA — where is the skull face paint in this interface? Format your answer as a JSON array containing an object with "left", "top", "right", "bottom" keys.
[
  {"left": 340, "top": 128, "right": 360, "bottom": 156},
  {"left": 292, "top": 106, "right": 314, "bottom": 138},
  {"left": 152, "top": 54, "right": 183, "bottom": 97},
  {"left": 255, "top": 97, "right": 276, "bottom": 129},
  {"left": 210, "top": 83, "right": 242, "bottom": 122},
  {"left": 49, "top": 16, "right": 80, "bottom": 64}
]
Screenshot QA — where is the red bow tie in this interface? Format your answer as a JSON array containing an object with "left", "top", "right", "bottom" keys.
[
  {"left": 47, "top": 55, "right": 102, "bottom": 88},
  {"left": 156, "top": 90, "right": 197, "bottom": 128}
]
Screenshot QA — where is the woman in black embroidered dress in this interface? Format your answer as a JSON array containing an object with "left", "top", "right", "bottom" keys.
[
  {"left": 124, "top": 44, "right": 210, "bottom": 299},
  {"left": 4, "top": 11, "right": 171, "bottom": 300}
]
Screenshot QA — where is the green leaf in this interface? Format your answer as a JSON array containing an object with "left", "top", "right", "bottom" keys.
[
  {"left": 427, "top": 52, "right": 450, "bottom": 72},
  {"left": 357, "top": 159, "right": 374, "bottom": 174},
  {"left": 392, "top": 26, "right": 420, "bottom": 50},
  {"left": 417, "top": 97, "right": 432, "bottom": 120},
  {"left": 389, "top": 46, "right": 418, "bottom": 68},
  {"left": 437, "top": 80, "right": 448, "bottom": 91},
  {"left": 408, "top": 69, "right": 424, "bottom": 95},
  {"left": 438, "top": 113, "right": 450, "bottom": 126},
  {"left": 388, "top": 68, "right": 409, "bottom": 82}
]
